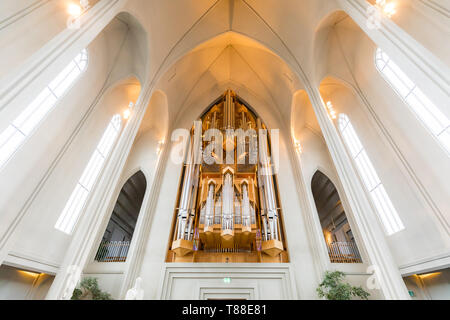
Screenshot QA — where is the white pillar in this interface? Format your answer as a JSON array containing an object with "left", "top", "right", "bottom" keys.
[
  {"left": 306, "top": 86, "right": 410, "bottom": 299},
  {"left": 44, "top": 74, "right": 153, "bottom": 299},
  {"left": 338, "top": 0, "right": 450, "bottom": 117},
  {"left": 0, "top": 0, "right": 127, "bottom": 266}
]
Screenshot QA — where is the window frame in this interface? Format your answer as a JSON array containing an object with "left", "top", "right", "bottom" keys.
[
  {"left": 338, "top": 113, "right": 405, "bottom": 236},
  {"left": 55, "top": 114, "right": 122, "bottom": 235},
  {"left": 374, "top": 48, "right": 450, "bottom": 155},
  {"left": 0, "top": 49, "right": 89, "bottom": 170}
]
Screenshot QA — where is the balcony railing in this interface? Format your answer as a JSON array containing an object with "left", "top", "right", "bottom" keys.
[
  {"left": 95, "top": 241, "right": 130, "bottom": 262},
  {"left": 327, "top": 241, "right": 362, "bottom": 263}
]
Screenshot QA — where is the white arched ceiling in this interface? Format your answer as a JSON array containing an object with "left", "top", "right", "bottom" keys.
[
  {"left": 137, "top": 90, "right": 169, "bottom": 142},
  {"left": 106, "top": 11, "right": 150, "bottom": 87},
  {"left": 312, "top": 10, "right": 351, "bottom": 85},
  {"left": 149, "top": 31, "right": 305, "bottom": 132},
  {"left": 121, "top": 0, "right": 341, "bottom": 106},
  {"left": 290, "top": 90, "right": 321, "bottom": 143}
]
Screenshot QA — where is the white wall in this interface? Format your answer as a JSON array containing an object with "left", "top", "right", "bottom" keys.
[
  {"left": 392, "top": 0, "right": 450, "bottom": 66},
  {"left": 83, "top": 262, "right": 125, "bottom": 299},
  {"left": 0, "top": 0, "right": 69, "bottom": 80},
  {"left": 159, "top": 264, "right": 297, "bottom": 300},
  {"left": 7, "top": 78, "right": 140, "bottom": 270},
  {"left": 0, "top": 265, "right": 54, "bottom": 300},
  {"left": 403, "top": 268, "right": 450, "bottom": 300},
  {"left": 292, "top": 116, "right": 382, "bottom": 299},
  {"left": 315, "top": 15, "right": 450, "bottom": 275},
  {"left": 325, "top": 84, "right": 450, "bottom": 270},
  {"left": 0, "top": 18, "right": 142, "bottom": 271}
]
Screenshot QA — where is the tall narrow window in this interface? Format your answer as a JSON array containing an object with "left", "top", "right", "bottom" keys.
[
  {"left": 55, "top": 114, "right": 122, "bottom": 235},
  {"left": 375, "top": 48, "right": 450, "bottom": 154},
  {"left": 0, "top": 49, "right": 88, "bottom": 169},
  {"left": 338, "top": 114, "right": 404, "bottom": 235}
]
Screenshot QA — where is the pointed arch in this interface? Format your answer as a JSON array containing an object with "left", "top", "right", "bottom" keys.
[
  {"left": 95, "top": 170, "right": 147, "bottom": 262},
  {"left": 311, "top": 170, "right": 362, "bottom": 264}
]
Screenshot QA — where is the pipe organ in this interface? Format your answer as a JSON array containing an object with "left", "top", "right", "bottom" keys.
[{"left": 167, "top": 90, "right": 288, "bottom": 263}]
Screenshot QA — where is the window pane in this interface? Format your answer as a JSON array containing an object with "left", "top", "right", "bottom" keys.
[
  {"left": 371, "top": 185, "right": 404, "bottom": 235},
  {"left": 0, "top": 49, "right": 88, "bottom": 170},
  {"left": 354, "top": 151, "right": 380, "bottom": 191},
  {"left": 16, "top": 93, "right": 58, "bottom": 135},
  {"left": 370, "top": 185, "right": 395, "bottom": 235},
  {"left": 79, "top": 150, "right": 105, "bottom": 191},
  {"left": 12, "top": 89, "right": 54, "bottom": 128},
  {"left": 382, "top": 65, "right": 412, "bottom": 97},
  {"left": 55, "top": 114, "right": 122, "bottom": 235},
  {"left": 406, "top": 93, "right": 445, "bottom": 135},
  {"left": 437, "top": 128, "right": 450, "bottom": 153},
  {"left": 0, "top": 126, "right": 26, "bottom": 167},
  {"left": 338, "top": 114, "right": 404, "bottom": 235},
  {"left": 97, "top": 124, "right": 119, "bottom": 157},
  {"left": 55, "top": 184, "right": 89, "bottom": 234},
  {"left": 49, "top": 63, "right": 81, "bottom": 98},
  {"left": 375, "top": 48, "right": 450, "bottom": 154},
  {"left": 385, "top": 60, "right": 415, "bottom": 92},
  {"left": 413, "top": 88, "right": 449, "bottom": 129},
  {"left": 342, "top": 122, "right": 363, "bottom": 157}
]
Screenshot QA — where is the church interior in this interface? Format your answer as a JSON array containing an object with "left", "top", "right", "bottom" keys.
[{"left": 0, "top": 0, "right": 449, "bottom": 300}]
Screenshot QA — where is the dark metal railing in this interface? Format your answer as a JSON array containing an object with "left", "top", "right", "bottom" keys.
[
  {"left": 95, "top": 241, "right": 130, "bottom": 262},
  {"left": 327, "top": 241, "right": 362, "bottom": 263}
]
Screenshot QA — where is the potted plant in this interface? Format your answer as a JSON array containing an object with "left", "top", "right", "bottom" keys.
[
  {"left": 71, "top": 277, "right": 113, "bottom": 300},
  {"left": 317, "top": 271, "right": 370, "bottom": 300}
]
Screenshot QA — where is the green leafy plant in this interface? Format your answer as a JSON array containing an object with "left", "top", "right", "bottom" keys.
[
  {"left": 317, "top": 271, "right": 370, "bottom": 300},
  {"left": 71, "top": 277, "right": 113, "bottom": 300}
]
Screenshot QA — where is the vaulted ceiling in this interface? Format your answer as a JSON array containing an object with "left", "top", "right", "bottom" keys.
[{"left": 121, "top": 0, "right": 343, "bottom": 133}]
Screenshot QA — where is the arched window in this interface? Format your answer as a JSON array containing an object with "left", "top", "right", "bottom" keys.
[
  {"left": 375, "top": 48, "right": 450, "bottom": 154},
  {"left": 338, "top": 114, "right": 404, "bottom": 235},
  {"left": 55, "top": 114, "right": 122, "bottom": 235},
  {"left": 0, "top": 49, "right": 89, "bottom": 169}
]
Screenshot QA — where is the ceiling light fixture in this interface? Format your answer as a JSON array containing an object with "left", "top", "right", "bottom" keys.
[
  {"left": 367, "top": 0, "right": 396, "bottom": 30},
  {"left": 375, "top": 0, "right": 397, "bottom": 18},
  {"left": 294, "top": 140, "right": 303, "bottom": 154},
  {"left": 123, "top": 102, "right": 134, "bottom": 120},
  {"left": 67, "top": 1, "right": 90, "bottom": 30},
  {"left": 326, "top": 101, "right": 337, "bottom": 120},
  {"left": 80, "top": 0, "right": 90, "bottom": 10},
  {"left": 67, "top": 3, "right": 82, "bottom": 17},
  {"left": 157, "top": 140, "right": 165, "bottom": 155}
]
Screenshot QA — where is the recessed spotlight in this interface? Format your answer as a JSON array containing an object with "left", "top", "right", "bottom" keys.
[
  {"left": 123, "top": 109, "right": 131, "bottom": 120},
  {"left": 68, "top": 3, "right": 82, "bottom": 17}
]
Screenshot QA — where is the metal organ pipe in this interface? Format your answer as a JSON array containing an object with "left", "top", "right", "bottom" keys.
[
  {"left": 222, "top": 173, "right": 234, "bottom": 231},
  {"left": 215, "top": 195, "right": 222, "bottom": 225},
  {"left": 257, "top": 118, "right": 280, "bottom": 241},
  {"left": 234, "top": 195, "right": 241, "bottom": 224},
  {"left": 170, "top": 91, "right": 286, "bottom": 262},
  {"left": 204, "top": 184, "right": 215, "bottom": 229},
  {"left": 175, "top": 123, "right": 201, "bottom": 241},
  {"left": 242, "top": 184, "right": 251, "bottom": 227},
  {"left": 224, "top": 90, "right": 235, "bottom": 129}
]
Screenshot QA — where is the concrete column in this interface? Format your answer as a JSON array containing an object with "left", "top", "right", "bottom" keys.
[
  {"left": 0, "top": 0, "right": 127, "bottom": 266},
  {"left": 306, "top": 85, "right": 410, "bottom": 299},
  {"left": 339, "top": 0, "right": 450, "bottom": 117}
]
